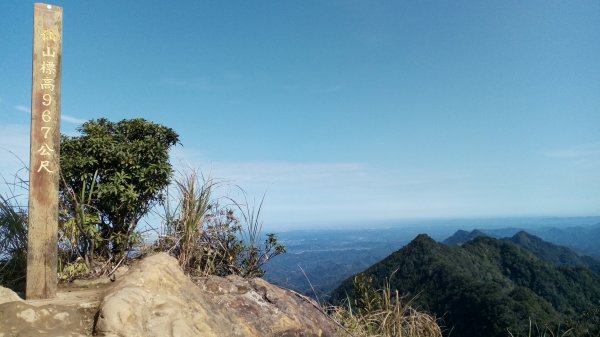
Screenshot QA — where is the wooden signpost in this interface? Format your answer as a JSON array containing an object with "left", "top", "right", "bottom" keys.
[{"left": 26, "top": 3, "right": 62, "bottom": 300}]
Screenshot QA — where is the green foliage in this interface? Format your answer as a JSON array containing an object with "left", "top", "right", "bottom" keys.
[
  {"left": 564, "top": 305, "right": 600, "bottom": 337},
  {"left": 59, "top": 169, "right": 102, "bottom": 270},
  {"left": 156, "top": 171, "right": 285, "bottom": 278},
  {"left": 332, "top": 273, "right": 442, "bottom": 337},
  {"left": 330, "top": 234, "right": 600, "bottom": 337},
  {"left": 60, "top": 118, "right": 179, "bottom": 259},
  {"left": 58, "top": 258, "right": 89, "bottom": 282}
]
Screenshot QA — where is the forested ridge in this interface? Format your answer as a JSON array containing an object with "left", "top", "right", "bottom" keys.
[{"left": 330, "top": 233, "right": 600, "bottom": 337}]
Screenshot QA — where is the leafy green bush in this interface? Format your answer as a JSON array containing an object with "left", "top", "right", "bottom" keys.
[
  {"left": 58, "top": 257, "right": 89, "bottom": 282},
  {"left": 60, "top": 118, "right": 179, "bottom": 264}
]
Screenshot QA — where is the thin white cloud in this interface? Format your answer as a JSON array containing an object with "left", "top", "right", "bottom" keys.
[
  {"left": 61, "top": 114, "right": 86, "bottom": 125},
  {"left": 167, "top": 145, "right": 461, "bottom": 226},
  {"left": 169, "top": 147, "right": 367, "bottom": 186},
  {"left": 15, "top": 105, "right": 30, "bottom": 114},
  {"left": 544, "top": 142, "right": 600, "bottom": 158},
  {"left": 211, "top": 161, "right": 365, "bottom": 185}
]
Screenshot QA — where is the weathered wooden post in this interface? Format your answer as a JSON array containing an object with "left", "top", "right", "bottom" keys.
[{"left": 26, "top": 3, "right": 62, "bottom": 300}]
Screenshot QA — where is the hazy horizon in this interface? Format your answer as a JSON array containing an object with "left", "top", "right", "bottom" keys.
[{"left": 261, "top": 214, "right": 600, "bottom": 232}]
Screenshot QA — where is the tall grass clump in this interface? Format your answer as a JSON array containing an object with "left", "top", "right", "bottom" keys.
[
  {"left": 0, "top": 171, "right": 29, "bottom": 292},
  {"left": 157, "top": 170, "right": 214, "bottom": 275},
  {"left": 332, "top": 274, "right": 442, "bottom": 337},
  {"left": 156, "top": 170, "right": 285, "bottom": 278}
]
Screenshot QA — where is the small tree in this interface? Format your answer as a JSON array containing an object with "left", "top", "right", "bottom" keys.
[{"left": 60, "top": 118, "right": 179, "bottom": 262}]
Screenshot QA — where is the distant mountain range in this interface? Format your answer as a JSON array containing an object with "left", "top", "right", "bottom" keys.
[
  {"left": 331, "top": 232, "right": 600, "bottom": 337},
  {"left": 442, "top": 229, "right": 487, "bottom": 246},
  {"left": 444, "top": 229, "right": 600, "bottom": 275},
  {"left": 483, "top": 223, "right": 600, "bottom": 258}
]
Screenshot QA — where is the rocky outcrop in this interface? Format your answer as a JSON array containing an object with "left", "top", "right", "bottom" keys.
[
  {"left": 0, "top": 253, "right": 335, "bottom": 336},
  {"left": 94, "top": 253, "right": 336, "bottom": 337}
]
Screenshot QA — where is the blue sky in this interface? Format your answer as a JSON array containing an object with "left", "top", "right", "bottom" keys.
[{"left": 1, "top": 1, "right": 599, "bottom": 229}]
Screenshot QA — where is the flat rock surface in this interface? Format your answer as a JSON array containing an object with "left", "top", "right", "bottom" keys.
[
  {"left": 94, "top": 253, "right": 336, "bottom": 337},
  {"left": 27, "top": 286, "right": 105, "bottom": 309},
  {"left": 0, "top": 301, "right": 87, "bottom": 337},
  {"left": 0, "top": 281, "right": 106, "bottom": 336}
]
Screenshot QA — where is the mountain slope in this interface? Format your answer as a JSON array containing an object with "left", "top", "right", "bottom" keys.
[{"left": 330, "top": 234, "right": 600, "bottom": 337}]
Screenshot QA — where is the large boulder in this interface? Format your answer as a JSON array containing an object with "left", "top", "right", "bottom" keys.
[{"left": 94, "top": 253, "right": 336, "bottom": 337}]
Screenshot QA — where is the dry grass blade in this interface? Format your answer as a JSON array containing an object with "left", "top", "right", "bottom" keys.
[{"left": 331, "top": 275, "right": 442, "bottom": 337}]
